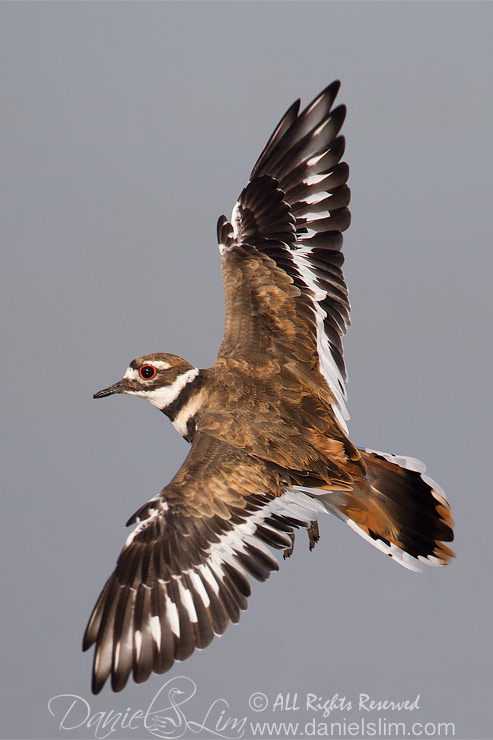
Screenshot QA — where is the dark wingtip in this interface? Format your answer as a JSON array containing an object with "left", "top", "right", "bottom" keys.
[
  {"left": 92, "top": 675, "right": 104, "bottom": 695},
  {"left": 111, "top": 671, "right": 130, "bottom": 693},
  {"left": 82, "top": 617, "right": 96, "bottom": 652},
  {"left": 312, "top": 80, "right": 341, "bottom": 109},
  {"left": 328, "top": 79, "right": 341, "bottom": 96},
  {"left": 82, "top": 636, "right": 91, "bottom": 652}
]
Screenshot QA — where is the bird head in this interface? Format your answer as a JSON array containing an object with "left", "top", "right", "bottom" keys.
[{"left": 93, "top": 352, "right": 198, "bottom": 410}]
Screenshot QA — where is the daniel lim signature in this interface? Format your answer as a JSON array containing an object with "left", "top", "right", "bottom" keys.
[{"left": 48, "top": 676, "right": 247, "bottom": 739}]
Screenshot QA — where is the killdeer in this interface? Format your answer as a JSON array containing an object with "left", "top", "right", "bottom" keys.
[{"left": 85, "top": 81, "right": 454, "bottom": 694}]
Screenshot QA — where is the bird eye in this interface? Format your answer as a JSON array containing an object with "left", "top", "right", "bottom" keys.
[{"left": 139, "top": 365, "right": 156, "bottom": 380}]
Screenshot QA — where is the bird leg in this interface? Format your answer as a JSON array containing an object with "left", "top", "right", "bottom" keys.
[{"left": 307, "top": 520, "right": 320, "bottom": 551}]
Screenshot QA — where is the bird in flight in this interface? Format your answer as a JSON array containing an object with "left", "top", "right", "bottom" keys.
[{"left": 85, "top": 81, "right": 454, "bottom": 694}]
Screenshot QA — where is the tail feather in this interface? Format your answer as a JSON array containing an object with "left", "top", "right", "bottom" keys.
[{"left": 306, "top": 448, "right": 455, "bottom": 571}]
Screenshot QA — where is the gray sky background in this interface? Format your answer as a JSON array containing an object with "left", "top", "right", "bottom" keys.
[{"left": 1, "top": 2, "right": 492, "bottom": 739}]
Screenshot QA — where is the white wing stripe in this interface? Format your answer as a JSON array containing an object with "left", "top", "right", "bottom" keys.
[
  {"left": 189, "top": 571, "right": 211, "bottom": 608},
  {"left": 164, "top": 594, "right": 180, "bottom": 637},
  {"left": 178, "top": 581, "right": 198, "bottom": 623},
  {"left": 292, "top": 252, "right": 349, "bottom": 432}
]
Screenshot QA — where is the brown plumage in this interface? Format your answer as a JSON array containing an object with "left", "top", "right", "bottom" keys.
[{"left": 86, "top": 81, "right": 454, "bottom": 694}]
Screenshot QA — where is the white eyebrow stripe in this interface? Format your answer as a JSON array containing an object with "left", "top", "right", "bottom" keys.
[
  {"left": 149, "top": 360, "right": 172, "bottom": 370},
  {"left": 124, "top": 360, "right": 171, "bottom": 380}
]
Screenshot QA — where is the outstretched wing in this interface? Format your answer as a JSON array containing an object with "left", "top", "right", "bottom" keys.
[
  {"left": 83, "top": 432, "right": 324, "bottom": 693},
  {"left": 217, "top": 81, "right": 351, "bottom": 430}
]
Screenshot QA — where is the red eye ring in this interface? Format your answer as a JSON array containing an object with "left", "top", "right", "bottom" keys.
[{"left": 139, "top": 365, "right": 156, "bottom": 380}]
